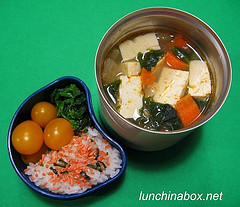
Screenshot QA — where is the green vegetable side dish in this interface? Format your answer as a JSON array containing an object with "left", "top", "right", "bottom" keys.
[
  {"left": 51, "top": 84, "right": 92, "bottom": 134},
  {"left": 133, "top": 97, "right": 182, "bottom": 131},
  {"left": 137, "top": 50, "right": 164, "bottom": 71}
]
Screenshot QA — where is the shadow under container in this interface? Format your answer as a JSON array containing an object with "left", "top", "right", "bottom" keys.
[{"left": 95, "top": 8, "right": 231, "bottom": 151}]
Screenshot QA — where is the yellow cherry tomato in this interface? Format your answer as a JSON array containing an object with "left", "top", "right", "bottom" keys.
[
  {"left": 43, "top": 118, "right": 74, "bottom": 150},
  {"left": 21, "top": 144, "right": 49, "bottom": 165},
  {"left": 12, "top": 120, "right": 44, "bottom": 155},
  {"left": 31, "top": 102, "right": 57, "bottom": 128}
]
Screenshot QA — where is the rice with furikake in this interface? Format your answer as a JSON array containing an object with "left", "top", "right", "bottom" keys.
[{"left": 24, "top": 128, "right": 122, "bottom": 194}]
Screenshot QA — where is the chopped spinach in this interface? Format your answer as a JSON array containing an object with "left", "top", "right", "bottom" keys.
[
  {"left": 51, "top": 84, "right": 92, "bottom": 134},
  {"left": 171, "top": 46, "right": 190, "bottom": 64},
  {"left": 137, "top": 50, "right": 164, "bottom": 71},
  {"left": 103, "top": 79, "right": 121, "bottom": 105},
  {"left": 134, "top": 97, "right": 182, "bottom": 131}
]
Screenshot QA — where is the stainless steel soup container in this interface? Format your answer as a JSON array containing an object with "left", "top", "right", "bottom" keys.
[{"left": 95, "top": 7, "right": 231, "bottom": 151}]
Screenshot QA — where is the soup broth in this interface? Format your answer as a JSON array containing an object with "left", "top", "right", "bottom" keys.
[{"left": 101, "top": 31, "right": 213, "bottom": 131}]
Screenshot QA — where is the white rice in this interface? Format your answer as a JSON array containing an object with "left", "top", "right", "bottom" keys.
[{"left": 24, "top": 127, "right": 122, "bottom": 194}]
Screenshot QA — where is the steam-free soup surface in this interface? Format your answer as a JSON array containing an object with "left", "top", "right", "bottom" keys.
[{"left": 102, "top": 31, "right": 212, "bottom": 131}]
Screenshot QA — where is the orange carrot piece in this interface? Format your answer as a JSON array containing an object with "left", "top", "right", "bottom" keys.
[
  {"left": 167, "top": 34, "right": 188, "bottom": 49},
  {"left": 141, "top": 68, "right": 155, "bottom": 85},
  {"left": 175, "top": 94, "right": 201, "bottom": 127},
  {"left": 165, "top": 52, "right": 189, "bottom": 70}
]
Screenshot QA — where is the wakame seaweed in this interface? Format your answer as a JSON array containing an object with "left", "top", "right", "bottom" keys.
[
  {"left": 171, "top": 46, "right": 190, "bottom": 64},
  {"left": 193, "top": 97, "right": 210, "bottom": 112},
  {"left": 134, "top": 97, "right": 182, "bottom": 131},
  {"left": 51, "top": 84, "right": 92, "bottom": 134},
  {"left": 103, "top": 79, "right": 121, "bottom": 105},
  {"left": 137, "top": 50, "right": 164, "bottom": 71}
]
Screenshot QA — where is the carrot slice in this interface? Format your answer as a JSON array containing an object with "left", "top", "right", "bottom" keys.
[
  {"left": 167, "top": 34, "right": 188, "bottom": 49},
  {"left": 175, "top": 94, "right": 201, "bottom": 127},
  {"left": 141, "top": 68, "right": 155, "bottom": 85},
  {"left": 165, "top": 52, "right": 189, "bottom": 70}
]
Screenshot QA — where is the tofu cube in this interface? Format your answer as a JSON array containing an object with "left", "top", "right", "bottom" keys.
[
  {"left": 118, "top": 76, "right": 143, "bottom": 119},
  {"left": 188, "top": 60, "right": 211, "bottom": 98},
  {"left": 119, "top": 33, "right": 160, "bottom": 61},
  {"left": 123, "top": 61, "right": 141, "bottom": 76},
  {"left": 153, "top": 67, "right": 189, "bottom": 107},
  {"left": 151, "top": 56, "right": 166, "bottom": 82}
]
